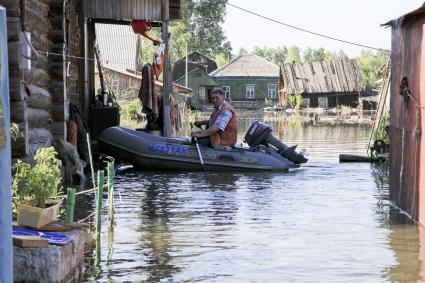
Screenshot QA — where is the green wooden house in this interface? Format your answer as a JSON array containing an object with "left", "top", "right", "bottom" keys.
[
  {"left": 210, "top": 55, "right": 279, "bottom": 108},
  {"left": 174, "top": 68, "right": 222, "bottom": 107}
]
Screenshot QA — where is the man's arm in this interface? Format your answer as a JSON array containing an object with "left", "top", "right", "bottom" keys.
[
  {"left": 192, "top": 125, "right": 219, "bottom": 138},
  {"left": 194, "top": 120, "right": 209, "bottom": 128}
]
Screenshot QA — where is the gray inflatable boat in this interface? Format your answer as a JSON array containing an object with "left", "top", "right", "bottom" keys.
[{"left": 98, "top": 121, "right": 307, "bottom": 172}]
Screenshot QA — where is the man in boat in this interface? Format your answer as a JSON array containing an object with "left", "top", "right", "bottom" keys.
[{"left": 192, "top": 88, "right": 237, "bottom": 147}]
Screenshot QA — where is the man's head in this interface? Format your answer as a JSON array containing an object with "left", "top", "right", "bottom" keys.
[{"left": 210, "top": 88, "right": 225, "bottom": 108}]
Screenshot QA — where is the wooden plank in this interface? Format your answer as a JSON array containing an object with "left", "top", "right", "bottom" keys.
[
  {"left": 313, "top": 62, "right": 327, "bottom": 93},
  {"left": 285, "top": 64, "right": 296, "bottom": 94},
  {"left": 13, "top": 236, "right": 49, "bottom": 248},
  {"left": 310, "top": 62, "right": 322, "bottom": 93},
  {"left": 334, "top": 60, "right": 348, "bottom": 92}
]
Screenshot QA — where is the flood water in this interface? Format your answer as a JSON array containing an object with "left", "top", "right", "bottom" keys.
[{"left": 82, "top": 113, "right": 425, "bottom": 282}]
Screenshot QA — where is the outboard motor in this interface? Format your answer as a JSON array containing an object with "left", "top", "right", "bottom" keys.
[{"left": 244, "top": 121, "right": 308, "bottom": 164}]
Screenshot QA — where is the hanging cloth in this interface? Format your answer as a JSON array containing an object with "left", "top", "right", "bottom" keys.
[
  {"left": 153, "top": 43, "right": 165, "bottom": 79},
  {"left": 138, "top": 63, "right": 159, "bottom": 118}
]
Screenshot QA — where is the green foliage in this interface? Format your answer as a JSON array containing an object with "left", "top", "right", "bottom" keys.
[
  {"left": 10, "top": 122, "right": 21, "bottom": 141},
  {"left": 252, "top": 46, "right": 288, "bottom": 65},
  {"left": 373, "top": 111, "right": 390, "bottom": 143},
  {"left": 169, "top": 0, "right": 231, "bottom": 61},
  {"left": 357, "top": 49, "right": 389, "bottom": 87},
  {"left": 287, "top": 90, "right": 303, "bottom": 109},
  {"left": 121, "top": 100, "right": 142, "bottom": 120},
  {"left": 285, "top": 46, "right": 301, "bottom": 64},
  {"left": 12, "top": 147, "right": 62, "bottom": 212},
  {"left": 214, "top": 52, "right": 230, "bottom": 67},
  {"left": 303, "top": 48, "right": 348, "bottom": 63}
]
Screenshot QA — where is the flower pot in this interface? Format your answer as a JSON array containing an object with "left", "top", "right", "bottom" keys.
[{"left": 17, "top": 201, "right": 61, "bottom": 229}]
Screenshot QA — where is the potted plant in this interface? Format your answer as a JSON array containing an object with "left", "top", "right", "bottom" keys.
[{"left": 12, "top": 146, "right": 63, "bottom": 228}]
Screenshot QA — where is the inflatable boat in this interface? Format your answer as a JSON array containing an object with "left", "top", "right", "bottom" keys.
[{"left": 98, "top": 121, "right": 308, "bottom": 172}]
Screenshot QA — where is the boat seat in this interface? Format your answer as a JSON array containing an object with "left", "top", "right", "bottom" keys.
[
  {"left": 166, "top": 137, "right": 191, "bottom": 145},
  {"left": 212, "top": 145, "right": 234, "bottom": 151}
]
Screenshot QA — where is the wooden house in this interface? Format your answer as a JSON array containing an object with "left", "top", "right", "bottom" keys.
[
  {"left": 172, "top": 51, "right": 220, "bottom": 107},
  {"left": 174, "top": 68, "right": 221, "bottom": 107},
  {"left": 1, "top": 0, "right": 181, "bottom": 161},
  {"left": 384, "top": 3, "right": 425, "bottom": 224},
  {"left": 95, "top": 66, "right": 192, "bottom": 102},
  {"left": 172, "top": 51, "right": 218, "bottom": 80},
  {"left": 280, "top": 59, "right": 364, "bottom": 108},
  {"left": 210, "top": 54, "right": 279, "bottom": 109}
]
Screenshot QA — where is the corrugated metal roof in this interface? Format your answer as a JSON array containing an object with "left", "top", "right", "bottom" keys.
[
  {"left": 96, "top": 24, "right": 138, "bottom": 74},
  {"left": 280, "top": 59, "right": 364, "bottom": 94},
  {"left": 85, "top": 0, "right": 161, "bottom": 21},
  {"left": 210, "top": 54, "right": 279, "bottom": 78},
  {"left": 84, "top": 0, "right": 181, "bottom": 21}
]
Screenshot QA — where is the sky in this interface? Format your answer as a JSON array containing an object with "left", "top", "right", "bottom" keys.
[{"left": 223, "top": 0, "right": 424, "bottom": 57}]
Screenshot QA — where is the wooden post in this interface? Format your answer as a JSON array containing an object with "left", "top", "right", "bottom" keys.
[
  {"left": 0, "top": 7, "right": 13, "bottom": 282},
  {"left": 162, "top": 0, "right": 172, "bottom": 137},
  {"left": 65, "top": 188, "right": 76, "bottom": 223},
  {"left": 96, "top": 170, "right": 104, "bottom": 236},
  {"left": 107, "top": 161, "right": 114, "bottom": 231}
]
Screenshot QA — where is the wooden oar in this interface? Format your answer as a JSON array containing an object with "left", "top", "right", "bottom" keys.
[{"left": 191, "top": 123, "right": 206, "bottom": 172}]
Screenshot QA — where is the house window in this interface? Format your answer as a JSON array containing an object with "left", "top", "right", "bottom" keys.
[
  {"left": 111, "top": 80, "right": 119, "bottom": 92},
  {"left": 267, "top": 84, "right": 277, "bottom": 99},
  {"left": 222, "top": 85, "right": 231, "bottom": 99},
  {"left": 198, "top": 86, "right": 206, "bottom": 100},
  {"left": 245, "top": 85, "right": 255, "bottom": 99}
]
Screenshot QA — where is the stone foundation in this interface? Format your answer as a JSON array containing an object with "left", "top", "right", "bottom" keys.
[{"left": 13, "top": 229, "right": 87, "bottom": 283}]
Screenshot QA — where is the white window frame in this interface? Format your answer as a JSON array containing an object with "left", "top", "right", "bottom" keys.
[
  {"left": 267, "top": 84, "right": 277, "bottom": 99},
  {"left": 198, "top": 86, "right": 206, "bottom": 100},
  {"left": 222, "top": 85, "right": 231, "bottom": 100},
  {"left": 111, "top": 80, "right": 119, "bottom": 92},
  {"left": 245, "top": 84, "right": 255, "bottom": 99}
]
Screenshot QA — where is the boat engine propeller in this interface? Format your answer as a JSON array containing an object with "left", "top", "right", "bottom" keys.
[{"left": 244, "top": 121, "right": 308, "bottom": 164}]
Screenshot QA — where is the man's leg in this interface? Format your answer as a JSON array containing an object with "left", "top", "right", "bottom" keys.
[{"left": 196, "top": 137, "right": 211, "bottom": 147}]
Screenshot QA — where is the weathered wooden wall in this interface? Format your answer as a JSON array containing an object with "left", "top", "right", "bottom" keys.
[
  {"left": 388, "top": 8, "right": 425, "bottom": 224},
  {"left": 1, "top": 0, "right": 82, "bottom": 160}
]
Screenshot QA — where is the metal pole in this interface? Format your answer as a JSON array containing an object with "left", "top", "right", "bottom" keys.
[
  {"left": 96, "top": 170, "right": 104, "bottom": 237},
  {"left": 65, "top": 188, "right": 76, "bottom": 223},
  {"left": 185, "top": 42, "right": 188, "bottom": 88},
  {"left": 0, "top": 7, "right": 13, "bottom": 282},
  {"left": 84, "top": 18, "right": 90, "bottom": 123},
  {"left": 162, "top": 0, "right": 172, "bottom": 137},
  {"left": 107, "top": 162, "right": 114, "bottom": 231}
]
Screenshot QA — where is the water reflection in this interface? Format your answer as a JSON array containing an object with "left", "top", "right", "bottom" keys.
[{"left": 84, "top": 113, "right": 425, "bottom": 282}]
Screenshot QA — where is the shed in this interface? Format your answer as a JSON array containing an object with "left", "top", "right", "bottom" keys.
[
  {"left": 280, "top": 59, "right": 364, "bottom": 108},
  {"left": 384, "top": 3, "right": 425, "bottom": 224},
  {"left": 2, "top": 0, "right": 181, "bottom": 162},
  {"left": 210, "top": 54, "right": 279, "bottom": 109},
  {"left": 174, "top": 68, "right": 221, "bottom": 107}
]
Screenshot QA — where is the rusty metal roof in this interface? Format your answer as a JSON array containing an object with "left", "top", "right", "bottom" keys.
[{"left": 383, "top": 2, "right": 425, "bottom": 27}]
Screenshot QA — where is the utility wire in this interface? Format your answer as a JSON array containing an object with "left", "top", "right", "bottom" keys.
[{"left": 226, "top": 2, "right": 390, "bottom": 53}]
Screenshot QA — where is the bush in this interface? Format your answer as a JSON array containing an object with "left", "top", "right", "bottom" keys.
[
  {"left": 12, "top": 147, "right": 62, "bottom": 213},
  {"left": 288, "top": 90, "right": 303, "bottom": 109},
  {"left": 373, "top": 112, "right": 390, "bottom": 143},
  {"left": 121, "top": 100, "right": 142, "bottom": 120}
]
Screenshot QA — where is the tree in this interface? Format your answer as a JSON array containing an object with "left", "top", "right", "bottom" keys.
[
  {"left": 252, "top": 46, "right": 288, "bottom": 65},
  {"left": 176, "top": 0, "right": 230, "bottom": 58},
  {"left": 357, "top": 49, "right": 389, "bottom": 87},
  {"left": 238, "top": 47, "right": 249, "bottom": 56},
  {"left": 285, "top": 46, "right": 301, "bottom": 64},
  {"left": 303, "top": 47, "right": 314, "bottom": 63}
]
